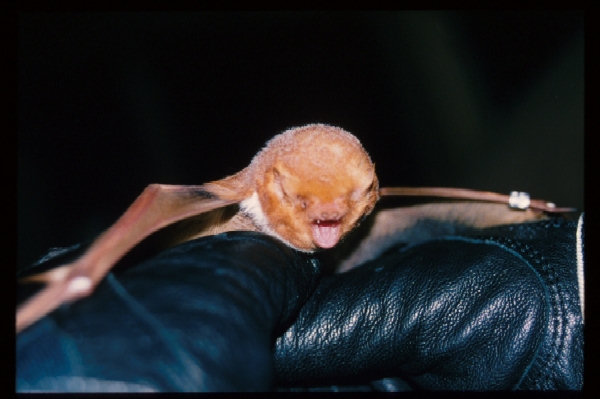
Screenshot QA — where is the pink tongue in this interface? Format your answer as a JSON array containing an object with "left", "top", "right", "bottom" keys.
[{"left": 311, "top": 223, "right": 341, "bottom": 249}]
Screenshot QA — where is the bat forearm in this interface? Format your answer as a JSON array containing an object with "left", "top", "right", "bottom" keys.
[{"left": 16, "top": 184, "right": 237, "bottom": 333}]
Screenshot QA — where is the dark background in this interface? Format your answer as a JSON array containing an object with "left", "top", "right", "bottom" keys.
[{"left": 18, "top": 10, "right": 584, "bottom": 271}]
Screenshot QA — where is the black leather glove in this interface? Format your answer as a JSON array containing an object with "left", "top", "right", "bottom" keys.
[
  {"left": 16, "top": 216, "right": 584, "bottom": 391},
  {"left": 274, "top": 215, "right": 584, "bottom": 390},
  {"left": 17, "top": 232, "right": 321, "bottom": 392}
]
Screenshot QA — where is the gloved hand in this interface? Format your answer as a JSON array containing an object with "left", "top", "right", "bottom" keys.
[
  {"left": 17, "top": 232, "right": 322, "bottom": 392},
  {"left": 274, "top": 215, "right": 584, "bottom": 390},
  {"left": 16, "top": 216, "right": 584, "bottom": 391}
]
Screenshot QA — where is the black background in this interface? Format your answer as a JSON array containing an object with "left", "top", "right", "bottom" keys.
[{"left": 17, "top": 10, "right": 584, "bottom": 270}]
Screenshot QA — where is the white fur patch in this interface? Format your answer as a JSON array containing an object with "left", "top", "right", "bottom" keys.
[{"left": 240, "top": 192, "right": 312, "bottom": 253}]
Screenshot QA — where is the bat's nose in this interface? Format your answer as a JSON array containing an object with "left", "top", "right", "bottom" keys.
[
  {"left": 318, "top": 210, "right": 341, "bottom": 220},
  {"left": 308, "top": 201, "right": 347, "bottom": 222}
]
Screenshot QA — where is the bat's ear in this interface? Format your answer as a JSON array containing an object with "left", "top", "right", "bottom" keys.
[
  {"left": 267, "top": 162, "right": 296, "bottom": 202},
  {"left": 268, "top": 165, "right": 286, "bottom": 201}
]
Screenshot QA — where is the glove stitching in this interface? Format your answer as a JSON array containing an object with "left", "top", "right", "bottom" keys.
[
  {"left": 481, "top": 237, "right": 556, "bottom": 390},
  {"left": 477, "top": 219, "right": 576, "bottom": 390},
  {"left": 435, "top": 235, "right": 551, "bottom": 390}
]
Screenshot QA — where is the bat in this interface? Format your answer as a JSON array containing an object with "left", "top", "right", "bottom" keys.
[{"left": 16, "top": 123, "right": 574, "bottom": 333}]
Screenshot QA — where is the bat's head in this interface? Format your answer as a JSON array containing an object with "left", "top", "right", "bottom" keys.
[{"left": 246, "top": 124, "right": 379, "bottom": 252}]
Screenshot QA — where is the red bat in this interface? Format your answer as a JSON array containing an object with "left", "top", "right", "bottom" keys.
[{"left": 17, "top": 123, "right": 573, "bottom": 333}]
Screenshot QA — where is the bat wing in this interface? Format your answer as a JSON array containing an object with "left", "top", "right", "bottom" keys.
[
  {"left": 17, "top": 184, "right": 238, "bottom": 333},
  {"left": 334, "top": 187, "right": 576, "bottom": 273},
  {"left": 379, "top": 187, "right": 576, "bottom": 214}
]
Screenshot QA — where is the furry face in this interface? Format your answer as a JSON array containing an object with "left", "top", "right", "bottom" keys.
[{"left": 246, "top": 124, "right": 379, "bottom": 251}]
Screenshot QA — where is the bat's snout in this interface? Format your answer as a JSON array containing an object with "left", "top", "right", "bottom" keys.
[
  {"left": 306, "top": 201, "right": 347, "bottom": 222},
  {"left": 305, "top": 199, "right": 349, "bottom": 249}
]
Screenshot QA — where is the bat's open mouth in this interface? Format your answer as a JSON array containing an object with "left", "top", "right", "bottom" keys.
[{"left": 311, "top": 219, "right": 342, "bottom": 249}]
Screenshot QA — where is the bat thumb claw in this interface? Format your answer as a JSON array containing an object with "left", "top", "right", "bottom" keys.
[
  {"left": 16, "top": 274, "right": 94, "bottom": 334},
  {"left": 19, "top": 265, "right": 72, "bottom": 285}
]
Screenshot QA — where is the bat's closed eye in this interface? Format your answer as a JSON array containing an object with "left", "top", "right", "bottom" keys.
[
  {"left": 271, "top": 167, "right": 292, "bottom": 201},
  {"left": 296, "top": 195, "right": 307, "bottom": 209}
]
